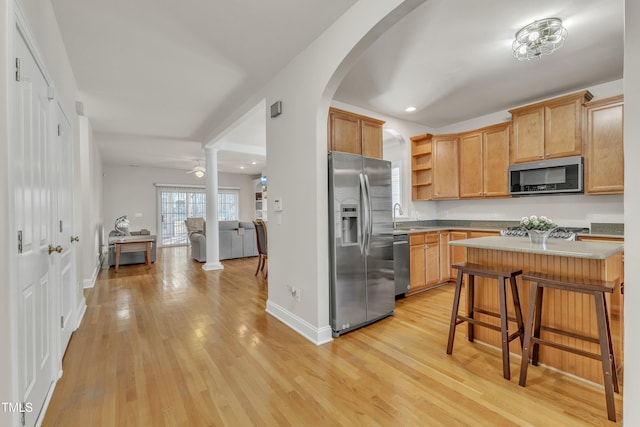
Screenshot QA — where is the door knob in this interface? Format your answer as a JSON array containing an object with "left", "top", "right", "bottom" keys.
[
  {"left": 70, "top": 236, "right": 80, "bottom": 243},
  {"left": 48, "top": 245, "right": 63, "bottom": 255}
]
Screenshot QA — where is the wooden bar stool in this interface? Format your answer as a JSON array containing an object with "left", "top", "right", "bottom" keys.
[
  {"left": 519, "top": 272, "right": 619, "bottom": 422},
  {"left": 447, "top": 262, "right": 525, "bottom": 380}
]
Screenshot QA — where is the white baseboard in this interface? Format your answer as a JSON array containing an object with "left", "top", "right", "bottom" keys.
[
  {"left": 75, "top": 297, "right": 87, "bottom": 330},
  {"left": 83, "top": 260, "right": 101, "bottom": 288},
  {"left": 35, "top": 379, "right": 57, "bottom": 427},
  {"left": 202, "top": 262, "right": 224, "bottom": 271},
  {"left": 266, "top": 300, "right": 333, "bottom": 345}
]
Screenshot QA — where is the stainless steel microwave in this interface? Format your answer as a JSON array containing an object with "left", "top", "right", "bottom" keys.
[{"left": 508, "top": 156, "right": 583, "bottom": 195}]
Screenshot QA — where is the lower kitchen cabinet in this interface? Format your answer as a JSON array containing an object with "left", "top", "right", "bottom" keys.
[
  {"left": 409, "top": 235, "right": 425, "bottom": 291},
  {"left": 439, "top": 231, "right": 450, "bottom": 282},
  {"left": 407, "top": 229, "right": 499, "bottom": 295},
  {"left": 408, "top": 232, "right": 441, "bottom": 294},
  {"left": 449, "top": 231, "right": 468, "bottom": 280}
]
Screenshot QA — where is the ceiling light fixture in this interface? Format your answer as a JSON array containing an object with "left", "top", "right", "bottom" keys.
[
  {"left": 186, "top": 160, "right": 206, "bottom": 178},
  {"left": 512, "top": 17, "right": 567, "bottom": 61},
  {"left": 405, "top": 106, "right": 417, "bottom": 112}
]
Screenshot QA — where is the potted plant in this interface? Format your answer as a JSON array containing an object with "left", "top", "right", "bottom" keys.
[{"left": 520, "top": 215, "right": 557, "bottom": 245}]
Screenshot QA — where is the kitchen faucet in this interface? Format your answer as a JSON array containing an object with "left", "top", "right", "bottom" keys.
[{"left": 393, "top": 203, "right": 403, "bottom": 229}]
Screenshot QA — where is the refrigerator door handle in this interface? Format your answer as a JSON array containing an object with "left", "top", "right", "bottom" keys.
[
  {"left": 363, "top": 173, "right": 373, "bottom": 254},
  {"left": 358, "top": 173, "right": 367, "bottom": 255}
]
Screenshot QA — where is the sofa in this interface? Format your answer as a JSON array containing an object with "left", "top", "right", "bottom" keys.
[
  {"left": 107, "top": 230, "right": 157, "bottom": 266},
  {"left": 187, "top": 219, "right": 258, "bottom": 262}
]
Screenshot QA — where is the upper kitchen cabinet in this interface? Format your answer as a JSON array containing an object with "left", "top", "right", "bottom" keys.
[
  {"left": 458, "top": 122, "right": 511, "bottom": 198},
  {"left": 410, "top": 133, "right": 433, "bottom": 200},
  {"left": 432, "top": 134, "right": 459, "bottom": 199},
  {"left": 328, "top": 107, "right": 385, "bottom": 159},
  {"left": 509, "top": 90, "right": 593, "bottom": 164},
  {"left": 584, "top": 95, "right": 624, "bottom": 194}
]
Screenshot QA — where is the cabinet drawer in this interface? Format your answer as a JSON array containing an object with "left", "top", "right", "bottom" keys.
[
  {"left": 425, "top": 233, "right": 439, "bottom": 244},
  {"left": 410, "top": 234, "right": 425, "bottom": 245}
]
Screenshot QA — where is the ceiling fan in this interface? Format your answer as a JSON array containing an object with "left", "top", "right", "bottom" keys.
[{"left": 187, "top": 160, "right": 206, "bottom": 178}]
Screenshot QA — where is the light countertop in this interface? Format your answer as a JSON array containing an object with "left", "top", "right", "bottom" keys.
[
  {"left": 394, "top": 226, "right": 623, "bottom": 240},
  {"left": 394, "top": 226, "right": 502, "bottom": 234},
  {"left": 449, "top": 236, "right": 623, "bottom": 259}
]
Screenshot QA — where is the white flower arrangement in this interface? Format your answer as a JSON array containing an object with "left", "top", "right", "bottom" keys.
[{"left": 520, "top": 215, "right": 555, "bottom": 230}]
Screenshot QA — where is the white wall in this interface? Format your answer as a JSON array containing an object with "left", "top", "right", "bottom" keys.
[
  {"left": 434, "top": 194, "right": 623, "bottom": 227},
  {"left": 219, "top": 172, "right": 257, "bottom": 222},
  {"left": 102, "top": 164, "right": 257, "bottom": 237},
  {"left": 623, "top": 1, "right": 639, "bottom": 423},
  {"left": 79, "top": 118, "right": 104, "bottom": 287},
  {"left": 260, "top": 0, "right": 426, "bottom": 344}
]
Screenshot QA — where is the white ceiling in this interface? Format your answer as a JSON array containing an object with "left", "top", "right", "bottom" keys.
[
  {"left": 335, "top": 0, "right": 623, "bottom": 128},
  {"left": 51, "top": 0, "right": 357, "bottom": 174},
  {"left": 52, "top": 0, "right": 623, "bottom": 174}
]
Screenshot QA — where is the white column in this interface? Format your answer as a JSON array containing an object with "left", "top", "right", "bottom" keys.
[{"left": 203, "top": 146, "right": 223, "bottom": 271}]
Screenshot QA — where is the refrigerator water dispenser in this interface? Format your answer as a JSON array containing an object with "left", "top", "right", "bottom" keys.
[{"left": 340, "top": 204, "right": 358, "bottom": 245}]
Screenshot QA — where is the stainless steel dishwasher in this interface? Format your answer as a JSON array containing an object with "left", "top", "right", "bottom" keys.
[{"left": 393, "top": 233, "right": 410, "bottom": 296}]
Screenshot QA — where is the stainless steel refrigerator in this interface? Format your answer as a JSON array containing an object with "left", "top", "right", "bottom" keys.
[{"left": 328, "top": 152, "right": 395, "bottom": 337}]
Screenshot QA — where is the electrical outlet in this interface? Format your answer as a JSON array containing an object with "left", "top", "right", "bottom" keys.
[{"left": 288, "top": 285, "right": 301, "bottom": 301}]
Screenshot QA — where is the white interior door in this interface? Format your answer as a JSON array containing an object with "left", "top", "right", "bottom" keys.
[
  {"left": 56, "top": 104, "right": 76, "bottom": 354},
  {"left": 14, "top": 28, "right": 56, "bottom": 426}
]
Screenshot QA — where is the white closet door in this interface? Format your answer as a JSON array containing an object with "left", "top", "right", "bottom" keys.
[
  {"left": 14, "top": 28, "right": 55, "bottom": 427},
  {"left": 56, "top": 104, "right": 76, "bottom": 353}
]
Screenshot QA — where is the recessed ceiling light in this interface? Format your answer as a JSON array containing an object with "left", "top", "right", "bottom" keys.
[
  {"left": 240, "top": 166, "right": 245, "bottom": 169},
  {"left": 405, "top": 106, "right": 417, "bottom": 112},
  {"left": 251, "top": 161, "right": 257, "bottom": 165}
]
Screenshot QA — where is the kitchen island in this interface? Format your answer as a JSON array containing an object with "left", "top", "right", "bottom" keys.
[{"left": 449, "top": 236, "right": 624, "bottom": 386}]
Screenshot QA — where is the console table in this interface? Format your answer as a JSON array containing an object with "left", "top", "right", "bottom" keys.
[{"left": 113, "top": 238, "right": 154, "bottom": 272}]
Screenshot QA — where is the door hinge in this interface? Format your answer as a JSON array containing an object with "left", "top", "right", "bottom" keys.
[
  {"left": 60, "top": 220, "right": 63, "bottom": 233},
  {"left": 61, "top": 316, "right": 64, "bottom": 328},
  {"left": 20, "top": 409, "right": 25, "bottom": 426},
  {"left": 57, "top": 124, "right": 61, "bottom": 136},
  {"left": 18, "top": 230, "right": 23, "bottom": 254},
  {"left": 15, "top": 58, "right": 20, "bottom": 82}
]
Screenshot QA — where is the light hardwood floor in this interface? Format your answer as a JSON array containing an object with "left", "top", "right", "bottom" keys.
[{"left": 43, "top": 247, "right": 622, "bottom": 426}]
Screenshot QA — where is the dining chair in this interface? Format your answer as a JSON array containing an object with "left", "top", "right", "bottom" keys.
[{"left": 253, "top": 219, "right": 268, "bottom": 278}]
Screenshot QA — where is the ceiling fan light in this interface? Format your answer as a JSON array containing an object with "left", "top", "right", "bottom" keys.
[
  {"left": 194, "top": 170, "right": 205, "bottom": 178},
  {"left": 512, "top": 17, "right": 567, "bottom": 61}
]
